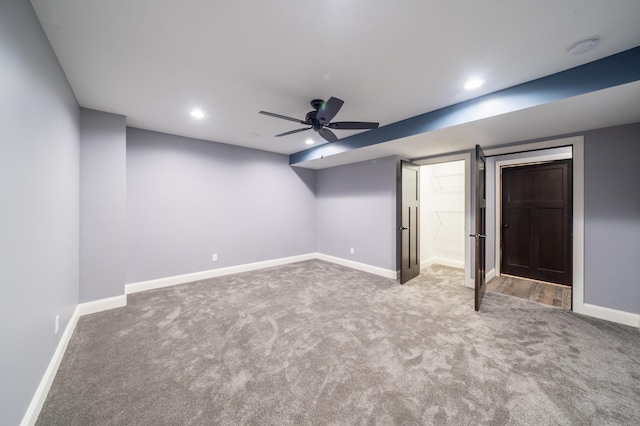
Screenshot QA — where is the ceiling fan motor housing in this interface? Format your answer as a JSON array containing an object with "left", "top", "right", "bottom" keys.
[
  {"left": 259, "top": 96, "right": 378, "bottom": 143},
  {"left": 305, "top": 110, "right": 324, "bottom": 130}
]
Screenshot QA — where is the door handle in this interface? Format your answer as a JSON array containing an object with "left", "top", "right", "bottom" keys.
[
  {"left": 400, "top": 227, "right": 410, "bottom": 231},
  {"left": 469, "top": 234, "right": 486, "bottom": 239}
]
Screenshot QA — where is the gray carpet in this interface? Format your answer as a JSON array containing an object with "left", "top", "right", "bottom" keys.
[{"left": 37, "top": 260, "right": 640, "bottom": 425}]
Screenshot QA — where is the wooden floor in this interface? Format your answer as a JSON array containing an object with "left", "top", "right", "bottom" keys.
[{"left": 486, "top": 274, "right": 572, "bottom": 310}]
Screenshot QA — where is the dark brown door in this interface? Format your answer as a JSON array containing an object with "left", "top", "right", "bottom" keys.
[
  {"left": 473, "top": 145, "right": 487, "bottom": 311},
  {"left": 501, "top": 160, "right": 572, "bottom": 286},
  {"left": 400, "top": 161, "right": 420, "bottom": 284}
]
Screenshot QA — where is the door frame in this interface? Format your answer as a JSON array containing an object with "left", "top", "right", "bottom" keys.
[
  {"left": 486, "top": 135, "right": 584, "bottom": 314},
  {"left": 494, "top": 150, "right": 573, "bottom": 282},
  {"left": 413, "top": 153, "right": 473, "bottom": 288},
  {"left": 411, "top": 135, "right": 585, "bottom": 314}
]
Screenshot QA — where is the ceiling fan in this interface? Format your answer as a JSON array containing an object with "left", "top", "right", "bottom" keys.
[{"left": 259, "top": 97, "right": 379, "bottom": 143}]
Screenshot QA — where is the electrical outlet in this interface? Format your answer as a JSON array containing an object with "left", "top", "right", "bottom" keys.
[
  {"left": 212, "top": 254, "right": 218, "bottom": 262},
  {"left": 55, "top": 315, "right": 59, "bottom": 334},
  {"left": 350, "top": 248, "right": 355, "bottom": 255}
]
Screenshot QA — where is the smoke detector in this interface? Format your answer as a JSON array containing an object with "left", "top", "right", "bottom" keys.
[{"left": 569, "top": 37, "right": 600, "bottom": 55}]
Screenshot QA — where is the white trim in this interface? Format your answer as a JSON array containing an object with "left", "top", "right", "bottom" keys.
[
  {"left": 464, "top": 155, "right": 473, "bottom": 289},
  {"left": 486, "top": 268, "right": 496, "bottom": 283},
  {"left": 582, "top": 304, "right": 640, "bottom": 328},
  {"left": 126, "top": 253, "right": 399, "bottom": 295},
  {"left": 483, "top": 136, "right": 582, "bottom": 157},
  {"left": 421, "top": 258, "right": 464, "bottom": 270},
  {"left": 126, "top": 253, "right": 317, "bottom": 294},
  {"left": 485, "top": 136, "right": 585, "bottom": 314},
  {"left": 21, "top": 294, "right": 127, "bottom": 426},
  {"left": 76, "top": 295, "right": 127, "bottom": 316},
  {"left": 414, "top": 153, "right": 474, "bottom": 290},
  {"left": 20, "top": 307, "right": 80, "bottom": 426},
  {"left": 572, "top": 139, "right": 585, "bottom": 314},
  {"left": 18, "top": 249, "right": 637, "bottom": 426},
  {"left": 315, "top": 253, "right": 398, "bottom": 279}
]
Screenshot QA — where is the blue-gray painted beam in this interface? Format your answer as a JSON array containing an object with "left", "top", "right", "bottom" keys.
[{"left": 290, "top": 46, "right": 640, "bottom": 165}]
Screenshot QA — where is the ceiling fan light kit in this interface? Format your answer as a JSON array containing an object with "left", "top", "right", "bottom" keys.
[{"left": 259, "top": 97, "right": 379, "bottom": 143}]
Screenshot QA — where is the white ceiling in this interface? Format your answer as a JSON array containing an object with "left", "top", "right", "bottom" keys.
[{"left": 31, "top": 0, "right": 640, "bottom": 164}]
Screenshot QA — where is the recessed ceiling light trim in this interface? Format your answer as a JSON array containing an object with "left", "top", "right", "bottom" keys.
[{"left": 569, "top": 37, "right": 600, "bottom": 55}]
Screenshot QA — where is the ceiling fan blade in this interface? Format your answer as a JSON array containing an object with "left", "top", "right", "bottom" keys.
[
  {"left": 327, "top": 121, "right": 379, "bottom": 130},
  {"left": 259, "top": 111, "right": 306, "bottom": 124},
  {"left": 316, "top": 97, "right": 344, "bottom": 124},
  {"left": 275, "top": 127, "right": 312, "bottom": 137},
  {"left": 318, "top": 128, "right": 339, "bottom": 143}
]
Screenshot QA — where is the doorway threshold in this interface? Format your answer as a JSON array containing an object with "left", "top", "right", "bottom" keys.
[
  {"left": 500, "top": 273, "right": 572, "bottom": 289},
  {"left": 487, "top": 274, "right": 572, "bottom": 310}
]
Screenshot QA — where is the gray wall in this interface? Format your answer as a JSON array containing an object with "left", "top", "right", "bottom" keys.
[
  {"left": 80, "top": 109, "right": 127, "bottom": 302},
  {"left": 482, "top": 126, "right": 640, "bottom": 315},
  {"left": 0, "top": 2, "right": 637, "bottom": 421},
  {"left": 316, "top": 156, "right": 398, "bottom": 271},
  {"left": 584, "top": 123, "right": 640, "bottom": 314},
  {"left": 0, "top": 1, "right": 80, "bottom": 424},
  {"left": 126, "top": 128, "right": 316, "bottom": 283}
]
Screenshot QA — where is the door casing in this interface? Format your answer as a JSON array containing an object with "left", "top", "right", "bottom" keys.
[
  {"left": 493, "top": 150, "right": 573, "bottom": 284},
  {"left": 500, "top": 159, "right": 573, "bottom": 286},
  {"left": 413, "top": 153, "right": 473, "bottom": 288},
  {"left": 411, "top": 135, "right": 585, "bottom": 314}
]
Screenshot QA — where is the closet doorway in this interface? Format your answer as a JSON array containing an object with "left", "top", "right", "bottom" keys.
[{"left": 419, "top": 160, "right": 467, "bottom": 285}]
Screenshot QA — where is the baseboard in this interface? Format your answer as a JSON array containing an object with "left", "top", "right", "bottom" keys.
[
  {"left": 126, "top": 253, "right": 399, "bottom": 295},
  {"left": 20, "top": 293, "right": 128, "bottom": 425},
  {"left": 21, "top": 258, "right": 637, "bottom": 426},
  {"left": 486, "top": 268, "right": 496, "bottom": 282},
  {"left": 421, "top": 258, "right": 464, "bottom": 270},
  {"left": 20, "top": 306, "right": 81, "bottom": 426},
  {"left": 77, "top": 294, "right": 127, "bottom": 316},
  {"left": 582, "top": 303, "right": 640, "bottom": 328},
  {"left": 126, "top": 253, "right": 317, "bottom": 294},
  {"left": 315, "top": 253, "right": 398, "bottom": 279}
]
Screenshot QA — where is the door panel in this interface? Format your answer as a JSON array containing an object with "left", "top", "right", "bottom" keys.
[
  {"left": 507, "top": 207, "right": 531, "bottom": 267},
  {"left": 473, "top": 145, "right": 487, "bottom": 311},
  {"left": 538, "top": 207, "right": 564, "bottom": 273},
  {"left": 400, "top": 162, "right": 420, "bottom": 284},
  {"left": 501, "top": 160, "right": 572, "bottom": 285}
]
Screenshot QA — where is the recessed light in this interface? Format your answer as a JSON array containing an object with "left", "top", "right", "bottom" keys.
[
  {"left": 464, "top": 78, "right": 484, "bottom": 90},
  {"left": 190, "top": 108, "right": 205, "bottom": 119},
  {"left": 569, "top": 37, "right": 600, "bottom": 55},
  {"left": 305, "top": 139, "right": 315, "bottom": 145}
]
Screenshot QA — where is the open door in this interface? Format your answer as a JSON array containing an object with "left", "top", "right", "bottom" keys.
[
  {"left": 472, "top": 145, "right": 487, "bottom": 310},
  {"left": 400, "top": 161, "right": 420, "bottom": 284}
]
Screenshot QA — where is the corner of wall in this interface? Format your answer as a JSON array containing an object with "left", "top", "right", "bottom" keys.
[{"left": 20, "top": 307, "right": 80, "bottom": 426}]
